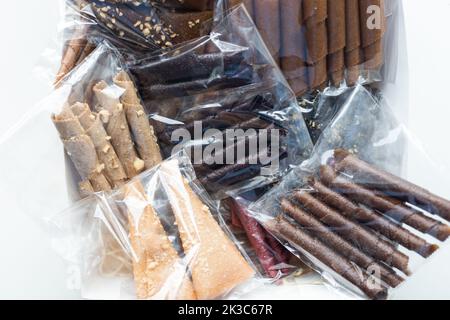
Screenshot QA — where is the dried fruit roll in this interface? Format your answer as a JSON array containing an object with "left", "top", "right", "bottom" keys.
[
  {"left": 359, "top": 0, "right": 385, "bottom": 70},
  {"left": 302, "top": 0, "right": 328, "bottom": 90},
  {"left": 113, "top": 71, "right": 163, "bottom": 170},
  {"left": 327, "top": 0, "right": 346, "bottom": 86},
  {"left": 281, "top": 199, "right": 403, "bottom": 287},
  {"left": 345, "top": 0, "right": 362, "bottom": 85},
  {"left": 312, "top": 175, "right": 439, "bottom": 257},
  {"left": 280, "top": 0, "right": 309, "bottom": 96},
  {"left": 335, "top": 149, "right": 450, "bottom": 223},
  {"left": 70, "top": 102, "right": 127, "bottom": 188},
  {"left": 52, "top": 106, "right": 111, "bottom": 193},
  {"left": 254, "top": 0, "right": 281, "bottom": 64},
  {"left": 293, "top": 191, "right": 410, "bottom": 274},
  {"left": 94, "top": 81, "right": 144, "bottom": 179},
  {"left": 268, "top": 216, "right": 388, "bottom": 299},
  {"left": 124, "top": 180, "right": 197, "bottom": 300},
  {"left": 160, "top": 160, "right": 255, "bottom": 299}
]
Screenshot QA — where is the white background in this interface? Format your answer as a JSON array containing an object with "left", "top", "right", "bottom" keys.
[{"left": 1, "top": 0, "right": 450, "bottom": 299}]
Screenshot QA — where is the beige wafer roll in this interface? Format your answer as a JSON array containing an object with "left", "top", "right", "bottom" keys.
[
  {"left": 70, "top": 102, "right": 127, "bottom": 188},
  {"left": 52, "top": 106, "right": 111, "bottom": 193},
  {"left": 94, "top": 81, "right": 144, "bottom": 179},
  {"left": 160, "top": 160, "right": 255, "bottom": 300},
  {"left": 113, "top": 71, "right": 163, "bottom": 170},
  {"left": 125, "top": 180, "right": 196, "bottom": 300}
]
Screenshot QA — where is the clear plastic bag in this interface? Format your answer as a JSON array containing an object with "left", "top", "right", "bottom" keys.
[
  {"left": 250, "top": 85, "right": 450, "bottom": 299},
  {"left": 216, "top": 1, "right": 405, "bottom": 96},
  {"left": 48, "top": 152, "right": 257, "bottom": 300}
]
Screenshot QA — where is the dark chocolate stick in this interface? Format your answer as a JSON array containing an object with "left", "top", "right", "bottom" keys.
[
  {"left": 293, "top": 191, "right": 410, "bottom": 274},
  {"left": 335, "top": 149, "right": 450, "bottom": 223},
  {"left": 269, "top": 216, "right": 388, "bottom": 299},
  {"left": 311, "top": 177, "right": 439, "bottom": 257},
  {"left": 281, "top": 199, "right": 404, "bottom": 288}
]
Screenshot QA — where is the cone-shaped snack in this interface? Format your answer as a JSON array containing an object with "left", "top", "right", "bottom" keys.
[
  {"left": 281, "top": 199, "right": 403, "bottom": 288},
  {"left": 124, "top": 180, "right": 196, "bottom": 300},
  {"left": 359, "top": 0, "right": 385, "bottom": 70},
  {"left": 320, "top": 165, "right": 450, "bottom": 242},
  {"left": 93, "top": 81, "right": 144, "bottom": 179},
  {"left": 254, "top": 0, "right": 281, "bottom": 64},
  {"left": 345, "top": 0, "right": 362, "bottom": 85},
  {"left": 335, "top": 149, "right": 450, "bottom": 223},
  {"left": 268, "top": 216, "right": 388, "bottom": 299},
  {"left": 327, "top": 0, "right": 346, "bottom": 86},
  {"left": 159, "top": 11, "right": 213, "bottom": 45},
  {"left": 293, "top": 191, "right": 410, "bottom": 274},
  {"left": 160, "top": 160, "right": 255, "bottom": 299},
  {"left": 52, "top": 106, "right": 111, "bottom": 193},
  {"left": 280, "top": 0, "right": 309, "bottom": 96},
  {"left": 70, "top": 102, "right": 127, "bottom": 188},
  {"left": 311, "top": 177, "right": 439, "bottom": 257},
  {"left": 113, "top": 71, "right": 163, "bottom": 170}
]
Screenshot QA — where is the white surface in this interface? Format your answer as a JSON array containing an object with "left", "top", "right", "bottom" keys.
[{"left": 1, "top": 0, "right": 450, "bottom": 299}]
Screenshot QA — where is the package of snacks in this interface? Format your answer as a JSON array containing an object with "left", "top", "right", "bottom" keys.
[
  {"left": 48, "top": 152, "right": 257, "bottom": 300},
  {"left": 216, "top": 0, "right": 405, "bottom": 96},
  {"left": 249, "top": 85, "right": 450, "bottom": 299}
]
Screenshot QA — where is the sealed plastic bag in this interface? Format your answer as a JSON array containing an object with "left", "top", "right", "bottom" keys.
[
  {"left": 250, "top": 85, "right": 450, "bottom": 299},
  {"left": 49, "top": 152, "right": 257, "bottom": 300},
  {"left": 216, "top": 1, "right": 405, "bottom": 96}
]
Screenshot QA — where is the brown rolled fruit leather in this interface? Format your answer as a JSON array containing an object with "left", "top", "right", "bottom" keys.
[
  {"left": 335, "top": 149, "right": 450, "bottom": 224},
  {"left": 293, "top": 191, "right": 410, "bottom": 274},
  {"left": 280, "top": 0, "right": 309, "bottom": 96},
  {"left": 359, "top": 0, "right": 385, "bottom": 70},
  {"left": 52, "top": 106, "right": 111, "bottom": 193},
  {"left": 321, "top": 164, "right": 450, "bottom": 242},
  {"left": 70, "top": 102, "right": 127, "bottom": 188},
  {"left": 254, "top": 0, "right": 281, "bottom": 64},
  {"left": 327, "top": 0, "right": 346, "bottom": 86},
  {"left": 345, "top": 0, "right": 362, "bottom": 85},
  {"left": 312, "top": 175, "right": 439, "bottom": 257},
  {"left": 268, "top": 216, "right": 388, "bottom": 299},
  {"left": 281, "top": 199, "right": 404, "bottom": 288}
]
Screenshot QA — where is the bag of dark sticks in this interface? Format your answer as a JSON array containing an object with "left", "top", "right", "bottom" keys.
[{"left": 249, "top": 85, "right": 450, "bottom": 299}]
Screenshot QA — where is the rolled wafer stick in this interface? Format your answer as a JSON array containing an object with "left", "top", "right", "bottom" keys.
[
  {"left": 345, "top": 0, "right": 362, "bottom": 85},
  {"left": 70, "top": 102, "right": 127, "bottom": 188},
  {"left": 52, "top": 106, "right": 111, "bottom": 193},
  {"left": 124, "top": 180, "right": 196, "bottom": 300},
  {"left": 281, "top": 199, "right": 403, "bottom": 287},
  {"left": 327, "top": 0, "right": 346, "bottom": 86},
  {"left": 94, "top": 81, "right": 144, "bottom": 179},
  {"left": 293, "top": 191, "right": 410, "bottom": 274},
  {"left": 113, "top": 71, "right": 162, "bottom": 170},
  {"left": 254, "top": 0, "right": 281, "bottom": 64},
  {"left": 335, "top": 149, "right": 450, "bottom": 223},
  {"left": 311, "top": 176, "right": 439, "bottom": 257},
  {"left": 160, "top": 160, "right": 255, "bottom": 299},
  {"left": 359, "top": 0, "right": 385, "bottom": 70},
  {"left": 268, "top": 216, "right": 388, "bottom": 299}
]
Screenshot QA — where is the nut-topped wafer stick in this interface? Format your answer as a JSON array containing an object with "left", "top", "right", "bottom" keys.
[
  {"left": 159, "top": 11, "right": 213, "bottom": 45},
  {"left": 327, "top": 0, "right": 346, "bottom": 86},
  {"left": 160, "top": 160, "right": 255, "bottom": 300},
  {"left": 154, "top": 0, "right": 213, "bottom": 11},
  {"left": 321, "top": 166, "right": 450, "bottom": 242},
  {"left": 281, "top": 199, "right": 404, "bottom": 288},
  {"left": 124, "top": 180, "right": 196, "bottom": 300},
  {"left": 94, "top": 81, "right": 144, "bottom": 179},
  {"left": 254, "top": 0, "right": 281, "bottom": 64},
  {"left": 345, "top": 0, "right": 362, "bottom": 85},
  {"left": 70, "top": 102, "right": 127, "bottom": 188},
  {"left": 113, "top": 71, "right": 163, "bottom": 170},
  {"left": 268, "top": 216, "right": 388, "bottom": 299},
  {"left": 334, "top": 149, "right": 450, "bottom": 223},
  {"left": 52, "top": 106, "right": 111, "bottom": 193},
  {"left": 311, "top": 176, "right": 439, "bottom": 257},
  {"left": 293, "top": 191, "right": 410, "bottom": 274}
]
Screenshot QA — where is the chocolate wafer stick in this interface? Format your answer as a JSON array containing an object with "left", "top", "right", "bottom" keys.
[
  {"left": 281, "top": 199, "right": 403, "bottom": 287},
  {"left": 327, "top": 0, "right": 346, "bottom": 86},
  {"left": 320, "top": 165, "right": 450, "bottom": 242},
  {"left": 345, "top": 0, "right": 362, "bottom": 85},
  {"left": 254, "top": 0, "right": 281, "bottom": 64},
  {"left": 312, "top": 175, "right": 439, "bottom": 257},
  {"left": 269, "top": 216, "right": 388, "bottom": 299},
  {"left": 293, "top": 191, "right": 410, "bottom": 273},
  {"left": 335, "top": 149, "right": 450, "bottom": 223},
  {"left": 159, "top": 11, "right": 213, "bottom": 45}
]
